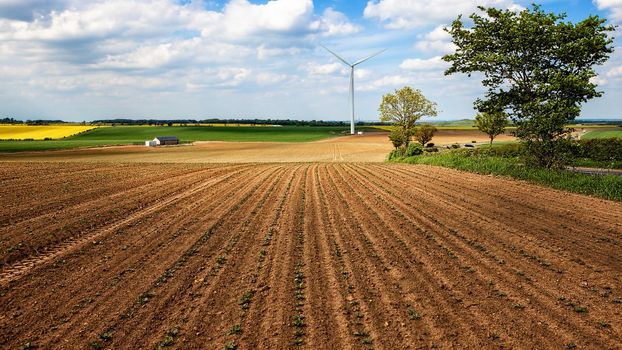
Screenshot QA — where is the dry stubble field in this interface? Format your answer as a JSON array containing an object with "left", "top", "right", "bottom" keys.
[{"left": 1, "top": 161, "right": 621, "bottom": 349}]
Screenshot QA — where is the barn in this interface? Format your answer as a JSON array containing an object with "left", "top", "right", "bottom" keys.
[{"left": 154, "top": 136, "right": 179, "bottom": 146}]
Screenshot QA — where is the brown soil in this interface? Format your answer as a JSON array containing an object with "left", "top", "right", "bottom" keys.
[{"left": 1, "top": 162, "right": 621, "bottom": 349}]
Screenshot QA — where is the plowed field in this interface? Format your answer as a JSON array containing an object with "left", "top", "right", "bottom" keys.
[{"left": 1, "top": 162, "right": 621, "bottom": 349}]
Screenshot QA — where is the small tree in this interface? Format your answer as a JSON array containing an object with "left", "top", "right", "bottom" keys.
[
  {"left": 475, "top": 111, "right": 508, "bottom": 146},
  {"left": 443, "top": 5, "right": 614, "bottom": 167},
  {"left": 379, "top": 86, "right": 438, "bottom": 147},
  {"left": 413, "top": 124, "right": 437, "bottom": 146},
  {"left": 388, "top": 128, "right": 407, "bottom": 149}
]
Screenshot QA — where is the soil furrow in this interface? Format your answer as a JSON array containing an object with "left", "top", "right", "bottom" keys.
[
  {"left": 0, "top": 165, "right": 246, "bottom": 286},
  {"left": 350, "top": 164, "right": 620, "bottom": 348},
  {"left": 1, "top": 162, "right": 620, "bottom": 349}
]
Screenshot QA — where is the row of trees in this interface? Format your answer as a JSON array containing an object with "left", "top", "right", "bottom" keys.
[{"left": 381, "top": 5, "right": 614, "bottom": 168}]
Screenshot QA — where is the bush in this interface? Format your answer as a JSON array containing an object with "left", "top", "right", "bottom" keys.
[
  {"left": 424, "top": 146, "right": 439, "bottom": 152},
  {"left": 475, "top": 143, "right": 522, "bottom": 158},
  {"left": 387, "top": 148, "right": 404, "bottom": 160},
  {"left": 405, "top": 143, "right": 424, "bottom": 156},
  {"left": 576, "top": 138, "right": 622, "bottom": 161}
]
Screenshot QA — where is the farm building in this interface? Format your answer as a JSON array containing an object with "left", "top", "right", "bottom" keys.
[{"left": 146, "top": 136, "right": 179, "bottom": 146}]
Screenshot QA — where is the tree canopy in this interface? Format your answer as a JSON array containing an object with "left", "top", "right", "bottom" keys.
[
  {"left": 443, "top": 5, "right": 614, "bottom": 167},
  {"left": 379, "top": 87, "right": 438, "bottom": 132},
  {"left": 475, "top": 111, "right": 508, "bottom": 146},
  {"left": 413, "top": 124, "right": 438, "bottom": 146}
]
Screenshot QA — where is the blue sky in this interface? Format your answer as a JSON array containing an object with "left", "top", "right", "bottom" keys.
[{"left": 0, "top": 0, "right": 620, "bottom": 122}]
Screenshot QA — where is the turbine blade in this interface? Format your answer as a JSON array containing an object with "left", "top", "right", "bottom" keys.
[
  {"left": 352, "top": 48, "right": 387, "bottom": 66},
  {"left": 320, "top": 44, "right": 352, "bottom": 66}
]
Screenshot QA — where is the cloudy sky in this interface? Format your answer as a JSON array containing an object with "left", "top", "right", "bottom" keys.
[{"left": 0, "top": 0, "right": 620, "bottom": 122}]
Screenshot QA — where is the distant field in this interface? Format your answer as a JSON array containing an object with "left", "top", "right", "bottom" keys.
[
  {"left": 366, "top": 125, "right": 478, "bottom": 131},
  {"left": 582, "top": 130, "right": 622, "bottom": 139},
  {"left": 0, "top": 125, "right": 96, "bottom": 140},
  {"left": 0, "top": 126, "right": 349, "bottom": 152}
]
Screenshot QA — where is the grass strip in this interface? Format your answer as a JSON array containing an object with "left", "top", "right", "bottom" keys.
[{"left": 391, "top": 152, "right": 622, "bottom": 202}]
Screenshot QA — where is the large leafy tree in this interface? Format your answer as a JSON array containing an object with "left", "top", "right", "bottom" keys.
[
  {"left": 379, "top": 86, "right": 438, "bottom": 147},
  {"left": 443, "top": 5, "right": 614, "bottom": 167}
]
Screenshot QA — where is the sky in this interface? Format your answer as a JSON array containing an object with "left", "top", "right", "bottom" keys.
[{"left": 0, "top": 0, "right": 620, "bottom": 122}]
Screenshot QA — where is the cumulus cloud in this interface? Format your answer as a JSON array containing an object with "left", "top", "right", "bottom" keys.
[
  {"left": 414, "top": 25, "right": 456, "bottom": 53},
  {"left": 606, "top": 65, "right": 622, "bottom": 77},
  {"left": 594, "top": 0, "right": 622, "bottom": 23},
  {"left": 400, "top": 56, "right": 448, "bottom": 70},
  {"left": 359, "top": 74, "right": 413, "bottom": 91},
  {"left": 306, "top": 62, "right": 345, "bottom": 75},
  {"left": 311, "top": 7, "right": 362, "bottom": 37},
  {"left": 0, "top": 0, "right": 360, "bottom": 100},
  {"left": 0, "top": 0, "right": 70, "bottom": 21},
  {"left": 196, "top": 0, "right": 314, "bottom": 40},
  {"left": 364, "top": 0, "right": 523, "bottom": 29},
  {"left": 256, "top": 72, "right": 289, "bottom": 85}
]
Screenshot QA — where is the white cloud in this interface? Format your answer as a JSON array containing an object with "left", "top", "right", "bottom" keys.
[
  {"left": 217, "top": 67, "right": 251, "bottom": 82},
  {"left": 594, "top": 0, "right": 622, "bottom": 23},
  {"left": 414, "top": 25, "right": 456, "bottom": 53},
  {"left": 306, "top": 62, "right": 345, "bottom": 75},
  {"left": 400, "top": 56, "right": 447, "bottom": 70},
  {"left": 256, "top": 45, "right": 301, "bottom": 60},
  {"left": 591, "top": 76, "right": 608, "bottom": 86},
  {"left": 311, "top": 7, "right": 362, "bottom": 37},
  {"left": 197, "top": 0, "right": 314, "bottom": 40},
  {"left": 256, "top": 72, "right": 289, "bottom": 85},
  {"left": 606, "top": 65, "right": 622, "bottom": 77},
  {"left": 355, "top": 69, "right": 371, "bottom": 79},
  {"left": 364, "top": 0, "right": 523, "bottom": 29},
  {"left": 359, "top": 74, "right": 412, "bottom": 91},
  {"left": 0, "top": 0, "right": 193, "bottom": 42}
]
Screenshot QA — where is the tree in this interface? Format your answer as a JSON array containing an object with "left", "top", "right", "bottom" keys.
[
  {"left": 475, "top": 111, "right": 508, "bottom": 146},
  {"left": 388, "top": 128, "right": 408, "bottom": 149},
  {"left": 443, "top": 5, "right": 614, "bottom": 167},
  {"left": 413, "top": 124, "right": 437, "bottom": 146},
  {"left": 379, "top": 87, "right": 438, "bottom": 147}
]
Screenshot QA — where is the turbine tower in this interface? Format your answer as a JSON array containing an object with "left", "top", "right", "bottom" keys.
[{"left": 321, "top": 45, "right": 386, "bottom": 135}]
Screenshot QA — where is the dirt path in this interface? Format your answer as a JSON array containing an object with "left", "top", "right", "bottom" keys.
[{"left": 1, "top": 162, "right": 621, "bottom": 349}]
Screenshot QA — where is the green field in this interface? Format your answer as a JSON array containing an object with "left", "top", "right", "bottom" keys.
[
  {"left": 0, "top": 126, "right": 349, "bottom": 152},
  {"left": 582, "top": 130, "right": 622, "bottom": 139}
]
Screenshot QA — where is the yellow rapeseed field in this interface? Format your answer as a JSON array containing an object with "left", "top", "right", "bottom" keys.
[{"left": 0, "top": 125, "right": 96, "bottom": 140}]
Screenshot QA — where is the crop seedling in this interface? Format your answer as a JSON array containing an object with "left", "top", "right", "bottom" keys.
[
  {"left": 228, "top": 324, "right": 242, "bottom": 335},
  {"left": 598, "top": 321, "right": 611, "bottom": 328},
  {"left": 238, "top": 290, "right": 255, "bottom": 310},
  {"left": 361, "top": 337, "right": 373, "bottom": 344},
  {"left": 407, "top": 306, "right": 422, "bottom": 320},
  {"left": 222, "top": 342, "right": 237, "bottom": 350},
  {"left": 292, "top": 314, "right": 305, "bottom": 327},
  {"left": 353, "top": 329, "right": 369, "bottom": 337},
  {"left": 138, "top": 291, "right": 155, "bottom": 305},
  {"left": 156, "top": 326, "right": 180, "bottom": 348}
]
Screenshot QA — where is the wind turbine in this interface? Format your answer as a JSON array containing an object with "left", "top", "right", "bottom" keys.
[{"left": 321, "top": 45, "right": 386, "bottom": 135}]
